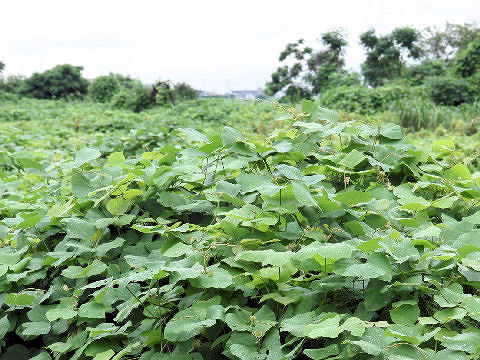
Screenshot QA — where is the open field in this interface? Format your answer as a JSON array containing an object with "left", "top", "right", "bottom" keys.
[{"left": 1, "top": 98, "right": 480, "bottom": 359}]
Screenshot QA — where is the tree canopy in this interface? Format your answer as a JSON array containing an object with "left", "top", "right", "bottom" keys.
[
  {"left": 20, "top": 64, "right": 88, "bottom": 99},
  {"left": 265, "top": 30, "right": 349, "bottom": 101},
  {"left": 360, "top": 27, "right": 423, "bottom": 86}
]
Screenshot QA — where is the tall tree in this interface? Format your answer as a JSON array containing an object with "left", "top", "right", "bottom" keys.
[
  {"left": 360, "top": 27, "right": 423, "bottom": 87},
  {"left": 265, "top": 30, "right": 348, "bottom": 101},
  {"left": 0, "top": 60, "right": 4, "bottom": 74}
]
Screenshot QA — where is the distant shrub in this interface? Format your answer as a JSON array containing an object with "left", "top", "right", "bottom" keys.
[
  {"left": 390, "top": 97, "right": 451, "bottom": 130},
  {"left": 319, "top": 84, "right": 424, "bottom": 114},
  {"left": 173, "top": 82, "right": 198, "bottom": 102},
  {"left": 319, "top": 85, "right": 374, "bottom": 114},
  {"left": 427, "top": 76, "right": 473, "bottom": 106},
  {"left": 20, "top": 64, "right": 88, "bottom": 99},
  {"left": 88, "top": 74, "right": 121, "bottom": 103},
  {"left": 405, "top": 60, "right": 446, "bottom": 85},
  {"left": 467, "top": 72, "right": 480, "bottom": 99},
  {"left": 111, "top": 80, "right": 151, "bottom": 112},
  {"left": 0, "top": 75, "right": 26, "bottom": 94},
  {"left": 373, "top": 84, "right": 425, "bottom": 109},
  {"left": 0, "top": 90, "right": 18, "bottom": 102}
]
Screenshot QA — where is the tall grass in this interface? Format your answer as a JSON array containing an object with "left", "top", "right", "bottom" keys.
[{"left": 390, "top": 98, "right": 480, "bottom": 132}]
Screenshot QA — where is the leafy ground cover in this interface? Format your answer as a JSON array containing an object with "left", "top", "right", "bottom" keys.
[{"left": 1, "top": 98, "right": 480, "bottom": 359}]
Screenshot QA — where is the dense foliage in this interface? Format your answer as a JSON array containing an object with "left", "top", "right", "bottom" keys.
[
  {"left": 360, "top": 27, "right": 423, "bottom": 87},
  {"left": 2, "top": 97, "right": 480, "bottom": 359},
  {"left": 20, "top": 64, "right": 88, "bottom": 100},
  {"left": 265, "top": 22, "right": 480, "bottom": 109},
  {"left": 455, "top": 35, "right": 480, "bottom": 78},
  {"left": 427, "top": 76, "right": 473, "bottom": 106},
  {"left": 173, "top": 82, "right": 199, "bottom": 102},
  {"left": 110, "top": 80, "right": 152, "bottom": 113},
  {"left": 88, "top": 75, "right": 122, "bottom": 103},
  {"left": 264, "top": 31, "right": 351, "bottom": 101}
]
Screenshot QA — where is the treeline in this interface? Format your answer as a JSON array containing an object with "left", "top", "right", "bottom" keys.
[
  {"left": 266, "top": 22, "right": 480, "bottom": 110},
  {"left": 0, "top": 63, "right": 198, "bottom": 112}
]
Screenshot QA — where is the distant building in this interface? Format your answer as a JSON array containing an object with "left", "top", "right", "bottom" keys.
[
  {"left": 197, "top": 90, "right": 233, "bottom": 98},
  {"left": 197, "top": 89, "right": 265, "bottom": 99},
  {"left": 231, "top": 89, "right": 265, "bottom": 99}
]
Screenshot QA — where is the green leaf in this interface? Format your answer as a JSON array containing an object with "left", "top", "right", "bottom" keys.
[
  {"left": 335, "top": 190, "right": 372, "bottom": 206},
  {"left": 304, "top": 315, "right": 342, "bottom": 338},
  {"left": 21, "top": 321, "right": 51, "bottom": 336},
  {"left": 189, "top": 265, "right": 233, "bottom": 288},
  {"left": 45, "top": 307, "right": 77, "bottom": 321},
  {"left": 5, "top": 293, "right": 35, "bottom": 306},
  {"left": 62, "top": 260, "right": 107, "bottom": 279},
  {"left": 441, "top": 328, "right": 480, "bottom": 353},
  {"left": 433, "top": 139, "right": 455, "bottom": 154},
  {"left": 75, "top": 147, "right": 101, "bottom": 165},
  {"left": 276, "top": 164, "right": 303, "bottom": 180},
  {"left": 48, "top": 342, "right": 72, "bottom": 353},
  {"left": 106, "top": 151, "right": 125, "bottom": 166},
  {"left": 66, "top": 217, "right": 96, "bottom": 240},
  {"left": 96, "top": 237, "right": 125, "bottom": 257},
  {"left": 304, "top": 344, "right": 339, "bottom": 359},
  {"left": 316, "top": 107, "right": 339, "bottom": 122},
  {"left": 164, "top": 318, "right": 216, "bottom": 342},
  {"left": 0, "top": 252, "right": 20, "bottom": 266},
  {"left": 0, "top": 315, "right": 10, "bottom": 338},
  {"left": 237, "top": 249, "right": 293, "bottom": 266},
  {"left": 106, "top": 197, "right": 130, "bottom": 215},
  {"left": 380, "top": 123, "right": 403, "bottom": 139},
  {"left": 78, "top": 302, "right": 106, "bottom": 319},
  {"left": 341, "top": 317, "right": 366, "bottom": 336},
  {"left": 93, "top": 350, "right": 115, "bottom": 360},
  {"left": 236, "top": 174, "right": 280, "bottom": 196},
  {"left": 339, "top": 149, "right": 366, "bottom": 168},
  {"left": 390, "top": 303, "right": 420, "bottom": 325},
  {"left": 444, "top": 164, "right": 472, "bottom": 181},
  {"left": 47, "top": 198, "right": 74, "bottom": 218},
  {"left": 179, "top": 128, "right": 209, "bottom": 143},
  {"left": 292, "top": 181, "right": 317, "bottom": 207}
]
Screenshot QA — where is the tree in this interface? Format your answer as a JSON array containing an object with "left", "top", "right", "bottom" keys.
[
  {"left": 265, "top": 30, "right": 349, "bottom": 101},
  {"left": 360, "top": 27, "right": 423, "bottom": 86},
  {"left": 173, "top": 82, "right": 198, "bottom": 102},
  {"left": 20, "top": 64, "right": 88, "bottom": 99},
  {"left": 455, "top": 35, "right": 480, "bottom": 78},
  {"left": 0, "top": 75, "right": 26, "bottom": 94},
  {"left": 0, "top": 61, "right": 4, "bottom": 74},
  {"left": 88, "top": 74, "right": 121, "bottom": 103},
  {"left": 422, "top": 22, "right": 480, "bottom": 62},
  {"left": 111, "top": 79, "right": 151, "bottom": 112}
]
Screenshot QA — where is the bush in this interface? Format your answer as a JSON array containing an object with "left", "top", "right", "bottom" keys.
[
  {"left": 88, "top": 74, "right": 121, "bottom": 103},
  {"left": 0, "top": 75, "right": 25, "bottom": 94},
  {"left": 405, "top": 60, "right": 446, "bottom": 85},
  {"left": 390, "top": 97, "right": 452, "bottom": 130},
  {"left": 428, "top": 76, "right": 473, "bottom": 106},
  {"left": 319, "top": 85, "right": 373, "bottom": 114},
  {"left": 20, "top": 64, "right": 88, "bottom": 99},
  {"left": 0, "top": 90, "right": 18, "bottom": 101},
  {"left": 318, "top": 84, "right": 424, "bottom": 114},
  {"left": 173, "top": 82, "right": 198, "bottom": 102},
  {"left": 111, "top": 80, "right": 151, "bottom": 112}
]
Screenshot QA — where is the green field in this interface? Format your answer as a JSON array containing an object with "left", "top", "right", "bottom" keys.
[{"left": 1, "top": 97, "right": 480, "bottom": 360}]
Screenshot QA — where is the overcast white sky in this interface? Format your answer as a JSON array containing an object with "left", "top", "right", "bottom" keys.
[{"left": 0, "top": 0, "right": 478, "bottom": 92}]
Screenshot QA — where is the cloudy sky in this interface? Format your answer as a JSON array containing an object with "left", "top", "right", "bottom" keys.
[{"left": 1, "top": 0, "right": 478, "bottom": 92}]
